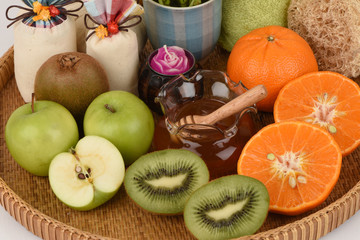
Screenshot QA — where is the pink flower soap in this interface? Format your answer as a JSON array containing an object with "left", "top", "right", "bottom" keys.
[{"left": 150, "top": 45, "right": 190, "bottom": 75}]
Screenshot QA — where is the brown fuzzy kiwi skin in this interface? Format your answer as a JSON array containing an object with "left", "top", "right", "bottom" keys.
[{"left": 34, "top": 52, "right": 109, "bottom": 121}]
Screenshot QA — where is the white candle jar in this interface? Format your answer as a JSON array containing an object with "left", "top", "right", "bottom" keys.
[
  {"left": 6, "top": 0, "right": 83, "bottom": 102},
  {"left": 13, "top": 19, "right": 77, "bottom": 102}
]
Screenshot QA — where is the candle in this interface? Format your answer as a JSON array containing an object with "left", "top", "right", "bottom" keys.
[{"left": 150, "top": 45, "right": 191, "bottom": 75}]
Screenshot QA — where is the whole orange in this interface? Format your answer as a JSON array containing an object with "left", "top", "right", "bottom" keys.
[{"left": 227, "top": 25, "right": 318, "bottom": 112}]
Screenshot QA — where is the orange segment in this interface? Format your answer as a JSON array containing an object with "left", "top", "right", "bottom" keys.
[
  {"left": 296, "top": 177, "right": 327, "bottom": 208},
  {"left": 274, "top": 71, "right": 360, "bottom": 156},
  {"left": 275, "top": 177, "right": 303, "bottom": 209},
  {"left": 238, "top": 122, "right": 342, "bottom": 215}
]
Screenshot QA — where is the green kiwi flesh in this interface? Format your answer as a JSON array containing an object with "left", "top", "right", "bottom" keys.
[
  {"left": 183, "top": 175, "right": 269, "bottom": 240},
  {"left": 124, "top": 149, "right": 209, "bottom": 214}
]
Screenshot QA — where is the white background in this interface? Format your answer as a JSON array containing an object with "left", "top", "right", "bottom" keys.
[{"left": 1, "top": 2, "right": 360, "bottom": 240}]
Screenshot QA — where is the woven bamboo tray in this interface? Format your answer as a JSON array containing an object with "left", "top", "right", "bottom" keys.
[{"left": 1, "top": 45, "right": 360, "bottom": 240}]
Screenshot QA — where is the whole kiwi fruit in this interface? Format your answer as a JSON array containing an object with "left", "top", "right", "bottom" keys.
[
  {"left": 34, "top": 52, "right": 109, "bottom": 121},
  {"left": 124, "top": 149, "right": 210, "bottom": 215},
  {"left": 183, "top": 175, "right": 269, "bottom": 240}
]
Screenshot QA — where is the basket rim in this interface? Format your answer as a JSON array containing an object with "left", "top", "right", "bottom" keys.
[{"left": 0, "top": 46, "right": 359, "bottom": 240}]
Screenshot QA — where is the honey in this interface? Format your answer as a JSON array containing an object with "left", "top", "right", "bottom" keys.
[{"left": 152, "top": 98, "right": 257, "bottom": 180}]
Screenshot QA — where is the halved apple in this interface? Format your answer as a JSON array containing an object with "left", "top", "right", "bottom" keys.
[{"left": 48, "top": 136, "right": 125, "bottom": 211}]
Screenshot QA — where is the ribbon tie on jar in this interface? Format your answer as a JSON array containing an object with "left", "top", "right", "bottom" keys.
[
  {"left": 84, "top": 14, "right": 142, "bottom": 41},
  {"left": 6, "top": 0, "right": 84, "bottom": 28}
]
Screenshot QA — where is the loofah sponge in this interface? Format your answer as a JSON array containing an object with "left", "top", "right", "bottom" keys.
[
  {"left": 288, "top": 0, "right": 360, "bottom": 78},
  {"left": 219, "top": 0, "right": 291, "bottom": 52}
]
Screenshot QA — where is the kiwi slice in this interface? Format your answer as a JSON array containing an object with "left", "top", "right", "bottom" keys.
[
  {"left": 124, "top": 149, "right": 209, "bottom": 214},
  {"left": 184, "top": 175, "right": 269, "bottom": 240}
]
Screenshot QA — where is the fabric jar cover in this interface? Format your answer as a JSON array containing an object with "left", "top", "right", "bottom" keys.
[
  {"left": 6, "top": 0, "right": 83, "bottom": 102},
  {"left": 85, "top": 0, "right": 144, "bottom": 95}
]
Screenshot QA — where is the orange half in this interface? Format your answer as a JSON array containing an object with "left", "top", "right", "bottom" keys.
[
  {"left": 274, "top": 71, "right": 360, "bottom": 156},
  {"left": 238, "top": 121, "right": 342, "bottom": 215}
]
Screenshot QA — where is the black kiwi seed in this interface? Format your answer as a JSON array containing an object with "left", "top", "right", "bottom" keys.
[
  {"left": 124, "top": 149, "right": 209, "bottom": 215},
  {"left": 184, "top": 175, "right": 269, "bottom": 240}
]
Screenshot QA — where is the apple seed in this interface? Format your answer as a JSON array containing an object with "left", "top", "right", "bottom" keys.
[
  {"left": 71, "top": 150, "right": 92, "bottom": 181},
  {"left": 78, "top": 173, "right": 86, "bottom": 180},
  {"left": 75, "top": 165, "right": 82, "bottom": 173}
]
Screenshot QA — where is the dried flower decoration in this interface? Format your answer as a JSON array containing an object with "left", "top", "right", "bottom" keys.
[
  {"left": 95, "top": 25, "right": 109, "bottom": 39},
  {"left": 32, "top": 1, "right": 52, "bottom": 22}
]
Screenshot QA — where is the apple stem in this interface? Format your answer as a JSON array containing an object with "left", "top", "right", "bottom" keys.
[
  {"left": 31, "top": 93, "right": 35, "bottom": 113},
  {"left": 71, "top": 148, "right": 81, "bottom": 162},
  {"left": 104, "top": 104, "right": 116, "bottom": 113}
]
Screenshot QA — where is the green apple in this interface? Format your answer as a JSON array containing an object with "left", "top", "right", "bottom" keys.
[
  {"left": 83, "top": 91, "right": 154, "bottom": 166},
  {"left": 5, "top": 100, "right": 79, "bottom": 176},
  {"left": 48, "top": 135, "right": 125, "bottom": 211}
]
